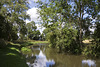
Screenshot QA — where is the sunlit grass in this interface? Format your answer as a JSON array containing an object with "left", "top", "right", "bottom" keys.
[
  {"left": 0, "top": 40, "right": 48, "bottom": 67},
  {"left": 0, "top": 42, "right": 28, "bottom": 67},
  {"left": 21, "top": 47, "right": 31, "bottom": 52},
  {"left": 30, "top": 41, "right": 48, "bottom": 44}
]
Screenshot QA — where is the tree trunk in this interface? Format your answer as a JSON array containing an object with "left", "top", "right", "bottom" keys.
[{"left": 79, "top": 0, "right": 82, "bottom": 48}]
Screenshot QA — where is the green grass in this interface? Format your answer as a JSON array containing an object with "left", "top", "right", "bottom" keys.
[
  {"left": 30, "top": 40, "right": 48, "bottom": 44},
  {"left": 0, "top": 40, "right": 48, "bottom": 67},
  {"left": 21, "top": 47, "right": 31, "bottom": 52},
  {"left": 0, "top": 42, "right": 28, "bottom": 67},
  {"left": 13, "top": 40, "right": 48, "bottom": 46}
]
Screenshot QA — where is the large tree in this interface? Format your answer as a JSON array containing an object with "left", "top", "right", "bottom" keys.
[
  {"left": 37, "top": 0, "right": 79, "bottom": 52},
  {"left": 37, "top": 0, "right": 100, "bottom": 53},
  {"left": 0, "top": 0, "right": 30, "bottom": 41},
  {"left": 71, "top": 0, "right": 100, "bottom": 47}
]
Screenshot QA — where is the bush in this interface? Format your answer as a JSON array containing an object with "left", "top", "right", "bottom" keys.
[
  {"left": 82, "top": 44, "right": 100, "bottom": 58},
  {"left": 47, "top": 27, "right": 81, "bottom": 54}
]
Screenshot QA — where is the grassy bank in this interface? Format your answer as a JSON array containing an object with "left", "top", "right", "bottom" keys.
[
  {"left": 0, "top": 42, "right": 28, "bottom": 67},
  {"left": 0, "top": 40, "right": 48, "bottom": 67},
  {"left": 13, "top": 40, "right": 48, "bottom": 47}
]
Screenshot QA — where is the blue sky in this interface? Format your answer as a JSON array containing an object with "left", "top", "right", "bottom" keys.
[
  {"left": 26, "top": 0, "right": 47, "bottom": 33},
  {"left": 28, "top": 0, "right": 49, "bottom": 8},
  {"left": 28, "top": 0, "right": 38, "bottom": 8}
]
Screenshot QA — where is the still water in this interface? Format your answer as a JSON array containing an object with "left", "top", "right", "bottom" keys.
[{"left": 23, "top": 44, "right": 100, "bottom": 67}]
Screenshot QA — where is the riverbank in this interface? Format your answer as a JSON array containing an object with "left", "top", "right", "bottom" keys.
[
  {"left": 0, "top": 40, "right": 48, "bottom": 67},
  {"left": 13, "top": 40, "right": 48, "bottom": 47},
  {"left": 21, "top": 42, "right": 100, "bottom": 67},
  {"left": 0, "top": 42, "right": 28, "bottom": 67}
]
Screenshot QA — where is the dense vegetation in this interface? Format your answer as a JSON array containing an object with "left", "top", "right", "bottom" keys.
[
  {"left": 0, "top": 0, "right": 100, "bottom": 67},
  {"left": 0, "top": 0, "right": 43, "bottom": 41},
  {"left": 36, "top": 0, "right": 100, "bottom": 57},
  {"left": 0, "top": 0, "right": 29, "bottom": 41},
  {"left": 0, "top": 1, "right": 100, "bottom": 66}
]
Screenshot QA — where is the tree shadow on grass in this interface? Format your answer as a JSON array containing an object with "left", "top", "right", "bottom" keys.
[
  {"left": 0, "top": 44, "right": 28, "bottom": 67},
  {"left": 7, "top": 43, "right": 22, "bottom": 51}
]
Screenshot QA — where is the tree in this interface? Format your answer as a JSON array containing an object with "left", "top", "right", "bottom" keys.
[
  {"left": 0, "top": 0, "right": 30, "bottom": 41},
  {"left": 37, "top": 0, "right": 100, "bottom": 53},
  {"left": 37, "top": 0, "right": 80, "bottom": 52},
  {"left": 34, "top": 30, "right": 40, "bottom": 40},
  {"left": 26, "top": 21, "right": 40, "bottom": 40},
  {"left": 0, "top": 14, "right": 18, "bottom": 41},
  {"left": 72, "top": 0, "right": 99, "bottom": 47}
]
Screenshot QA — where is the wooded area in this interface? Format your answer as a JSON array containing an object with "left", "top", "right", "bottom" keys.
[
  {"left": 36, "top": 0, "right": 100, "bottom": 57},
  {"left": 0, "top": 0, "right": 100, "bottom": 63},
  {"left": 0, "top": 0, "right": 100, "bottom": 67}
]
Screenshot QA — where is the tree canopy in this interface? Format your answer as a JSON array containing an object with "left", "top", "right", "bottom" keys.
[
  {"left": 0, "top": 0, "right": 30, "bottom": 41},
  {"left": 36, "top": 0, "right": 100, "bottom": 55}
]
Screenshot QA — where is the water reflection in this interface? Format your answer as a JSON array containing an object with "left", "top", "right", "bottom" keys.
[
  {"left": 26, "top": 47, "right": 55, "bottom": 67},
  {"left": 23, "top": 44, "right": 100, "bottom": 67},
  {"left": 82, "top": 60, "right": 96, "bottom": 67}
]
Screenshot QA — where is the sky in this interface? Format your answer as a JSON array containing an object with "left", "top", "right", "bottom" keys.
[{"left": 26, "top": 0, "right": 47, "bottom": 33}]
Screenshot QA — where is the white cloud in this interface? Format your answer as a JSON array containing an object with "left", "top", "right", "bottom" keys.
[
  {"left": 25, "top": 20, "right": 30, "bottom": 24},
  {"left": 27, "top": 7, "right": 39, "bottom": 22},
  {"left": 26, "top": 7, "right": 45, "bottom": 33},
  {"left": 36, "top": 24, "right": 46, "bottom": 34}
]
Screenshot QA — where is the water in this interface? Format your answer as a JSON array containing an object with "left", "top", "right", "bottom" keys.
[{"left": 23, "top": 44, "right": 100, "bottom": 67}]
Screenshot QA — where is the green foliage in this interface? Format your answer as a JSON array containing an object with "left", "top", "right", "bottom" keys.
[
  {"left": 88, "top": 22, "right": 100, "bottom": 58},
  {"left": 41, "top": 28, "right": 51, "bottom": 41},
  {"left": 82, "top": 22, "right": 100, "bottom": 57},
  {"left": 61, "top": 27, "right": 80, "bottom": 53},
  {"left": 93, "top": 22, "right": 100, "bottom": 44},
  {"left": 37, "top": 0, "right": 100, "bottom": 55},
  {"left": 26, "top": 21, "right": 41, "bottom": 40},
  {"left": 0, "top": 0, "right": 30, "bottom": 41},
  {"left": 82, "top": 45, "right": 100, "bottom": 58},
  {"left": 21, "top": 47, "right": 31, "bottom": 52},
  {"left": 40, "top": 33, "right": 45, "bottom": 41},
  {"left": 47, "top": 32, "right": 57, "bottom": 48},
  {"left": 45, "top": 26, "right": 81, "bottom": 53},
  {"left": 0, "top": 14, "right": 18, "bottom": 41}
]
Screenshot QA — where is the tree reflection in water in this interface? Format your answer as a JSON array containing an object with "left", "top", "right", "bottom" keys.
[{"left": 23, "top": 44, "right": 100, "bottom": 67}]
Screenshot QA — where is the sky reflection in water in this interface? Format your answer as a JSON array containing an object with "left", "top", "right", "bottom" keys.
[
  {"left": 25, "top": 44, "right": 100, "bottom": 67},
  {"left": 27, "top": 50, "right": 55, "bottom": 67},
  {"left": 82, "top": 60, "right": 96, "bottom": 67}
]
